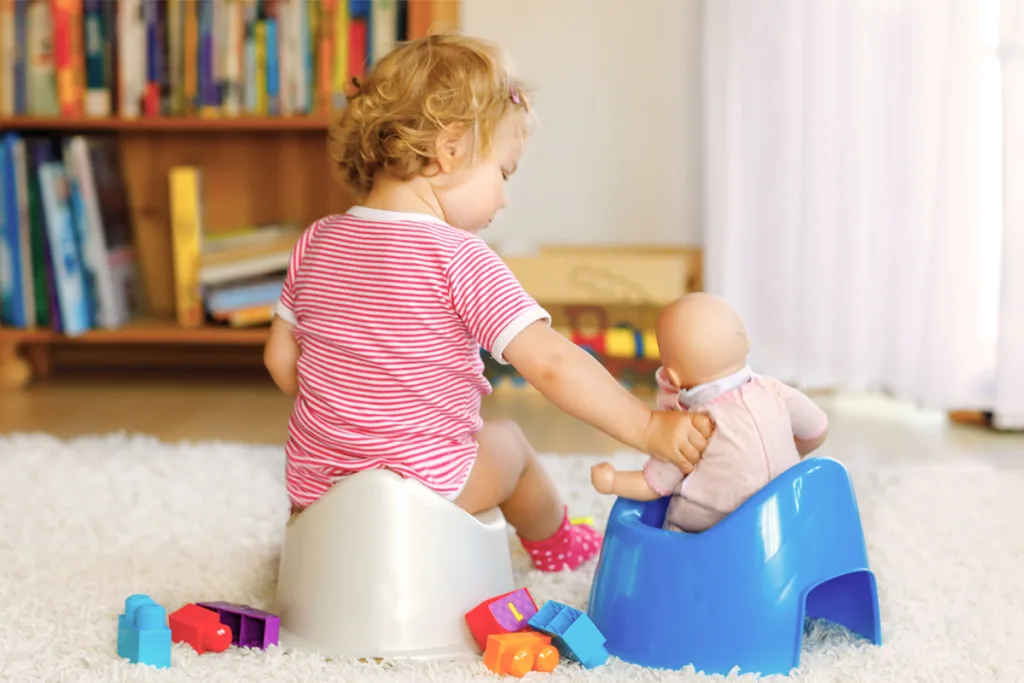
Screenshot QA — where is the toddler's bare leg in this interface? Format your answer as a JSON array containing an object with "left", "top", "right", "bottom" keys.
[
  {"left": 454, "top": 419, "right": 563, "bottom": 541},
  {"left": 455, "top": 420, "right": 604, "bottom": 572}
]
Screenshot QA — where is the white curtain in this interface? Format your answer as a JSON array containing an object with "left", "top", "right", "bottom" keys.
[
  {"left": 996, "top": 1, "right": 1024, "bottom": 428},
  {"left": 701, "top": 0, "right": 1022, "bottom": 426}
]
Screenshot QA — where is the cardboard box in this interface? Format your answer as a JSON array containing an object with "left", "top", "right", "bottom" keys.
[{"left": 502, "top": 246, "right": 701, "bottom": 307}]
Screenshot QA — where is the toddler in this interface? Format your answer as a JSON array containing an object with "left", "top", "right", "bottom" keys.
[
  {"left": 263, "top": 34, "right": 713, "bottom": 572},
  {"left": 591, "top": 293, "right": 829, "bottom": 532}
]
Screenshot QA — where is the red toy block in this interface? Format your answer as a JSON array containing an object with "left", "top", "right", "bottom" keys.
[
  {"left": 169, "top": 603, "right": 233, "bottom": 654},
  {"left": 465, "top": 588, "right": 539, "bottom": 651}
]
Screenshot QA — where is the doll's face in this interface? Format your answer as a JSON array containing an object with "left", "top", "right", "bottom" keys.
[{"left": 657, "top": 294, "right": 750, "bottom": 389}]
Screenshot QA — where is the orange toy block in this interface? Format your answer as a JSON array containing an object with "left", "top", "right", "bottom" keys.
[
  {"left": 169, "top": 603, "right": 232, "bottom": 654},
  {"left": 483, "top": 631, "right": 559, "bottom": 677}
]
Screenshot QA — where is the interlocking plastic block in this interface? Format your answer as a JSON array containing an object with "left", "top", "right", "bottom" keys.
[
  {"left": 465, "top": 588, "right": 539, "bottom": 651},
  {"left": 528, "top": 601, "right": 608, "bottom": 669},
  {"left": 169, "top": 603, "right": 233, "bottom": 654},
  {"left": 483, "top": 631, "right": 559, "bottom": 677},
  {"left": 117, "top": 594, "right": 172, "bottom": 668},
  {"left": 587, "top": 456, "right": 882, "bottom": 676},
  {"left": 195, "top": 601, "right": 280, "bottom": 650}
]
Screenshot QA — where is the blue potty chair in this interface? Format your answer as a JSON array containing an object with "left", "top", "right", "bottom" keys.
[{"left": 587, "top": 457, "right": 881, "bottom": 676}]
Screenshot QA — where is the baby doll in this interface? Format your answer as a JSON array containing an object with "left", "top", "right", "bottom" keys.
[{"left": 590, "top": 293, "right": 829, "bottom": 533}]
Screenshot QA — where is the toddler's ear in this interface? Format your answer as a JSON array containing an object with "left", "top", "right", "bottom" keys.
[{"left": 435, "top": 124, "right": 469, "bottom": 173}]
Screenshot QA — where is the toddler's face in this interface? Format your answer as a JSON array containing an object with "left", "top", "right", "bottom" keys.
[{"left": 431, "top": 115, "right": 525, "bottom": 234}]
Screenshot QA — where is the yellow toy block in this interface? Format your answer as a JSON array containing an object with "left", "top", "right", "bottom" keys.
[
  {"left": 642, "top": 329, "right": 660, "bottom": 360},
  {"left": 604, "top": 327, "right": 637, "bottom": 358}
]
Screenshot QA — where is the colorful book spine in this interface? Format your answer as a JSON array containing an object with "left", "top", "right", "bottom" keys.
[
  {"left": 0, "top": 134, "right": 26, "bottom": 327},
  {"left": 83, "top": 0, "right": 108, "bottom": 116},
  {"left": 168, "top": 166, "right": 204, "bottom": 327},
  {"left": 10, "top": 136, "right": 36, "bottom": 329},
  {"left": 60, "top": 140, "right": 97, "bottom": 329},
  {"left": 38, "top": 160, "right": 91, "bottom": 337},
  {"left": 23, "top": 139, "right": 51, "bottom": 328},
  {"left": 143, "top": 0, "right": 160, "bottom": 116},
  {"left": 12, "top": 0, "right": 28, "bottom": 115}
]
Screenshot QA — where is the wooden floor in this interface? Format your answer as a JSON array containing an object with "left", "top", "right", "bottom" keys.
[
  {"left": 0, "top": 369, "right": 631, "bottom": 454},
  {"left": 4, "top": 369, "right": 1020, "bottom": 471}
]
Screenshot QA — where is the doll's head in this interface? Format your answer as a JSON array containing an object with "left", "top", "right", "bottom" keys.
[
  {"left": 329, "top": 34, "right": 534, "bottom": 233},
  {"left": 656, "top": 293, "right": 751, "bottom": 390}
]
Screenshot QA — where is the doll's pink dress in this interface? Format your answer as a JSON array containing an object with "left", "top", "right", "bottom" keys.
[{"left": 644, "top": 366, "right": 828, "bottom": 533}]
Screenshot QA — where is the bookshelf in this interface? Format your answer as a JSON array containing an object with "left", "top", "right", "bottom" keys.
[
  {"left": 0, "top": 117, "right": 331, "bottom": 133},
  {"left": 0, "top": 117, "right": 344, "bottom": 390},
  {"left": 0, "top": 0, "right": 462, "bottom": 390}
]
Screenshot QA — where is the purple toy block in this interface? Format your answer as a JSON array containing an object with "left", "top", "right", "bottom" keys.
[{"left": 195, "top": 601, "right": 280, "bottom": 650}]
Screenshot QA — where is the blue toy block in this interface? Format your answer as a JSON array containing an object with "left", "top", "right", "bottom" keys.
[
  {"left": 587, "top": 457, "right": 882, "bottom": 677},
  {"left": 117, "top": 594, "right": 172, "bottom": 669},
  {"left": 528, "top": 601, "right": 608, "bottom": 669}
]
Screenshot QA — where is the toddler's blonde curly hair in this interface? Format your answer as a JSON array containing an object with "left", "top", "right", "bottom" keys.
[{"left": 328, "top": 33, "right": 533, "bottom": 199}]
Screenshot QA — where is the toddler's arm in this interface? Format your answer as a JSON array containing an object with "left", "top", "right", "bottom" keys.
[
  {"left": 502, "top": 321, "right": 711, "bottom": 469},
  {"left": 264, "top": 220, "right": 319, "bottom": 399},
  {"left": 264, "top": 315, "right": 300, "bottom": 398}
]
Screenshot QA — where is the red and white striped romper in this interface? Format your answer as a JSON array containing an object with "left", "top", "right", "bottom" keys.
[{"left": 274, "top": 206, "right": 550, "bottom": 507}]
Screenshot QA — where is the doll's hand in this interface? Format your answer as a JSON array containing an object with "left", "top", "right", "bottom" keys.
[
  {"left": 591, "top": 462, "right": 618, "bottom": 495},
  {"left": 642, "top": 410, "right": 714, "bottom": 474}
]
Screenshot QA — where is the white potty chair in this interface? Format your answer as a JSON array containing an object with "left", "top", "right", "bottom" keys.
[{"left": 274, "top": 469, "right": 515, "bottom": 660}]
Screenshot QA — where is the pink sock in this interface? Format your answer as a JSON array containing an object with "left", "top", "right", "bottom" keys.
[{"left": 518, "top": 508, "right": 603, "bottom": 572}]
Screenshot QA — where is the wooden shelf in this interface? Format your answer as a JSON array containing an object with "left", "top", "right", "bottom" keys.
[
  {"left": 0, "top": 319, "right": 270, "bottom": 345},
  {"left": 0, "top": 116, "right": 331, "bottom": 133}
]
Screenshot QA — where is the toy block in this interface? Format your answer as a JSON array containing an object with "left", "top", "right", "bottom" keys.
[
  {"left": 169, "top": 603, "right": 233, "bottom": 654},
  {"left": 528, "top": 601, "right": 609, "bottom": 668},
  {"left": 464, "top": 587, "right": 539, "bottom": 651},
  {"left": 195, "top": 601, "right": 280, "bottom": 649},
  {"left": 642, "top": 329, "right": 660, "bottom": 360},
  {"left": 117, "top": 594, "right": 172, "bottom": 669},
  {"left": 483, "top": 631, "right": 559, "bottom": 677}
]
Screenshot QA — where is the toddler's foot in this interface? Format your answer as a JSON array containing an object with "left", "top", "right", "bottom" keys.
[{"left": 518, "top": 508, "right": 602, "bottom": 572}]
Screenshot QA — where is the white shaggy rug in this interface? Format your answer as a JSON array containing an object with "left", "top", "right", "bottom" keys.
[{"left": 1, "top": 432, "right": 1023, "bottom": 682}]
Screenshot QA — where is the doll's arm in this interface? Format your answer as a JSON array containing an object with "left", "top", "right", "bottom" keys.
[
  {"left": 794, "top": 431, "right": 827, "bottom": 456},
  {"left": 591, "top": 463, "right": 665, "bottom": 501},
  {"left": 772, "top": 379, "right": 828, "bottom": 456}
]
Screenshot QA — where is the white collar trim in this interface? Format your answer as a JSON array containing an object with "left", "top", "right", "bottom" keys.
[
  {"left": 346, "top": 205, "right": 450, "bottom": 227},
  {"left": 677, "top": 365, "right": 753, "bottom": 407}
]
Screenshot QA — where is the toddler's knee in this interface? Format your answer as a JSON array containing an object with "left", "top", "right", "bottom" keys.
[{"left": 479, "top": 419, "right": 534, "bottom": 472}]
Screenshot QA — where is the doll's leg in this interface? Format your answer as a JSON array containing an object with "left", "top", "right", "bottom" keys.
[{"left": 455, "top": 420, "right": 602, "bottom": 571}]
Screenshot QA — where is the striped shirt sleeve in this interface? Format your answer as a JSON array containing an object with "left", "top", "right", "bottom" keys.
[
  {"left": 446, "top": 237, "right": 550, "bottom": 364},
  {"left": 275, "top": 221, "right": 321, "bottom": 325}
]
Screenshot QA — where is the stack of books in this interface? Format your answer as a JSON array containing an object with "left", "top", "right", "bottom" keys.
[
  {"left": 0, "top": 131, "right": 142, "bottom": 336},
  {"left": 168, "top": 164, "right": 300, "bottom": 328},
  {"left": 199, "top": 222, "right": 302, "bottom": 327}
]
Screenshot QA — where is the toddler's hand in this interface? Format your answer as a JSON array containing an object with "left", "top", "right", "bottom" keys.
[
  {"left": 642, "top": 410, "right": 714, "bottom": 474},
  {"left": 591, "top": 462, "right": 617, "bottom": 494}
]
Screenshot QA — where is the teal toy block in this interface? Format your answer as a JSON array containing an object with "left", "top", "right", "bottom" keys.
[
  {"left": 117, "top": 594, "right": 172, "bottom": 668},
  {"left": 528, "top": 601, "right": 608, "bottom": 668}
]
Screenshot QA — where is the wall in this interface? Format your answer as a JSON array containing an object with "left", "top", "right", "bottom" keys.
[{"left": 461, "top": 0, "right": 704, "bottom": 253}]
